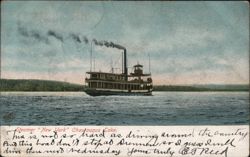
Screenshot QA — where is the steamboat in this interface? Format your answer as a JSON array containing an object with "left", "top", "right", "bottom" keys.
[{"left": 85, "top": 43, "right": 153, "bottom": 96}]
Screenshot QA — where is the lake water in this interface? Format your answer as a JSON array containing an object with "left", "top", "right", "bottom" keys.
[{"left": 0, "top": 92, "right": 249, "bottom": 125}]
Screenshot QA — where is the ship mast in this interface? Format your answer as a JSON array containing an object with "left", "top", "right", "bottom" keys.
[
  {"left": 148, "top": 53, "right": 151, "bottom": 74},
  {"left": 93, "top": 57, "right": 95, "bottom": 71},
  {"left": 90, "top": 40, "right": 92, "bottom": 72},
  {"left": 123, "top": 49, "right": 128, "bottom": 81},
  {"left": 122, "top": 51, "right": 123, "bottom": 74}
]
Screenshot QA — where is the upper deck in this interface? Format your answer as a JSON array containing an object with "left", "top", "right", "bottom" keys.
[{"left": 86, "top": 64, "right": 152, "bottom": 83}]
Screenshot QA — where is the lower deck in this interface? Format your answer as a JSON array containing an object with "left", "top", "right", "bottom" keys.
[
  {"left": 86, "top": 80, "right": 152, "bottom": 91},
  {"left": 85, "top": 80, "right": 153, "bottom": 96},
  {"left": 85, "top": 88, "right": 152, "bottom": 96}
]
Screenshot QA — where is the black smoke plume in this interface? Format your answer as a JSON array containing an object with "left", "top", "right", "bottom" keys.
[
  {"left": 47, "top": 30, "right": 63, "bottom": 42},
  {"left": 18, "top": 25, "right": 29, "bottom": 37},
  {"left": 17, "top": 23, "right": 49, "bottom": 44},
  {"left": 30, "top": 31, "right": 49, "bottom": 44},
  {"left": 83, "top": 36, "right": 89, "bottom": 44},
  {"left": 92, "top": 39, "right": 125, "bottom": 50},
  {"left": 70, "top": 34, "right": 90, "bottom": 44},
  {"left": 70, "top": 33, "right": 81, "bottom": 43},
  {"left": 17, "top": 22, "right": 126, "bottom": 51}
]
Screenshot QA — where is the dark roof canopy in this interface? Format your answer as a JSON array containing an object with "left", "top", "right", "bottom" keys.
[{"left": 133, "top": 64, "right": 143, "bottom": 67}]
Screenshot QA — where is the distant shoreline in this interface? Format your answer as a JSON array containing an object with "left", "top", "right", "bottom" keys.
[{"left": 0, "top": 79, "right": 249, "bottom": 92}]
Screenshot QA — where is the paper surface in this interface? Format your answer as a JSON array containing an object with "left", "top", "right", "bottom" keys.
[
  {"left": 1, "top": 126, "right": 249, "bottom": 157},
  {"left": 1, "top": 1, "right": 249, "bottom": 157}
]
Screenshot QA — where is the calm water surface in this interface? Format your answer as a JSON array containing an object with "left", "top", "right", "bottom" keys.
[{"left": 0, "top": 92, "right": 249, "bottom": 125}]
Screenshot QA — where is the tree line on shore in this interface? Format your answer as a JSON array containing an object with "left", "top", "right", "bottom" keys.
[
  {"left": 0, "top": 79, "right": 84, "bottom": 91},
  {"left": 0, "top": 79, "right": 248, "bottom": 92}
]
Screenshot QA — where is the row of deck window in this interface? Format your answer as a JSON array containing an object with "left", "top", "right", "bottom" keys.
[
  {"left": 90, "top": 74, "right": 150, "bottom": 83},
  {"left": 88, "top": 81, "right": 151, "bottom": 90},
  {"left": 91, "top": 74, "right": 124, "bottom": 81}
]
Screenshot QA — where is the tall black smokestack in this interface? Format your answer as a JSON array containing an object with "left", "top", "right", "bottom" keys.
[
  {"left": 124, "top": 49, "right": 128, "bottom": 81},
  {"left": 91, "top": 38, "right": 128, "bottom": 79}
]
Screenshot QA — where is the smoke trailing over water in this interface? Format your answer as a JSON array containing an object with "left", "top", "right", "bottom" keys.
[
  {"left": 83, "top": 36, "right": 89, "bottom": 44},
  {"left": 17, "top": 22, "right": 125, "bottom": 51},
  {"left": 47, "top": 30, "right": 64, "bottom": 42},
  {"left": 92, "top": 39, "right": 126, "bottom": 50},
  {"left": 70, "top": 33, "right": 81, "bottom": 43},
  {"left": 70, "top": 33, "right": 89, "bottom": 44},
  {"left": 17, "top": 23, "right": 49, "bottom": 44}
]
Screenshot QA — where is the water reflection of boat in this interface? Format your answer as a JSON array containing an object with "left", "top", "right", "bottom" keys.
[{"left": 85, "top": 47, "right": 153, "bottom": 96}]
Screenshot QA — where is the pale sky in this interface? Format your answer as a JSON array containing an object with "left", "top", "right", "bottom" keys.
[{"left": 1, "top": 1, "right": 249, "bottom": 85}]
